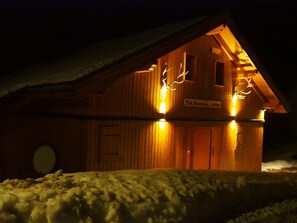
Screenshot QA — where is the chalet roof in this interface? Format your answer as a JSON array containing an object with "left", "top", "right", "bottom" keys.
[
  {"left": 0, "top": 16, "right": 207, "bottom": 98},
  {"left": 0, "top": 13, "right": 290, "bottom": 113}
]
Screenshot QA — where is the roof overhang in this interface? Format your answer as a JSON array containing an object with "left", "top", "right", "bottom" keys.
[{"left": 206, "top": 19, "right": 290, "bottom": 113}]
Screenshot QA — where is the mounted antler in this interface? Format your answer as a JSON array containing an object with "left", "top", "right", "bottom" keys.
[
  {"left": 162, "top": 63, "right": 188, "bottom": 91},
  {"left": 234, "top": 75, "right": 255, "bottom": 100}
]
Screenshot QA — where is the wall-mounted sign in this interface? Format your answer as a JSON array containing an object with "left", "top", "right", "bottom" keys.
[
  {"left": 184, "top": 98, "right": 221, "bottom": 109},
  {"left": 211, "top": 47, "right": 222, "bottom": 56}
]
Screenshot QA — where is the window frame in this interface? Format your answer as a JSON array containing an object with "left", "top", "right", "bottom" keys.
[
  {"left": 184, "top": 52, "right": 197, "bottom": 81},
  {"left": 214, "top": 60, "right": 225, "bottom": 86}
]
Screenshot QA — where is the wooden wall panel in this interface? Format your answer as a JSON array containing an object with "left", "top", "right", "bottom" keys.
[
  {"left": 174, "top": 126, "right": 187, "bottom": 168},
  {"left": 86, "top": 120, "right": 177, "bottom": 172},
  {"left": 89, "top": 64, "right": 161, "bottom": 118},
  {"left": 25, "top": 97, "right": 90, "bottom": 116},
  {"left": 236, "top": 90, "right": 264, "bottom": 120},
  {"left": 0, "top": 116, "right": 87, "bottom": 180},
  {"left": 220, "top": 122, "right": 236, "bottom": 170},
  {"left": 86, "top": 119, "right": 263, "bottom": 172},
  {"left": 235, "top": 122, "right": 263, "bottom": 171},
  {"left": 164, "top": 35, "right": 234, "bottom": 120},
  {"left": 219, "top": 121, "right": 264, "bottom": 171}
]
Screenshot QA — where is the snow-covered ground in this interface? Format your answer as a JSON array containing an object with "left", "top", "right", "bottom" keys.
[
  {"left": 262, "top": 159, "right": 297, "bottom": 172},
  {"left": 262, "top": 143, "right": 297, "bottom": 173},
  {"left": 1, "top": 168, "right": 297, "bottom": 223}
]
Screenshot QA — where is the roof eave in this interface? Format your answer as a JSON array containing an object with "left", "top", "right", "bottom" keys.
[{"left": 222, "top": 15, "right": 291, "bottom": 113}]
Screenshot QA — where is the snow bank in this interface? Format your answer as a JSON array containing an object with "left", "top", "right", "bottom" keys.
[
  {"left": 1, "top": 169, "right": 297, "bottom": 223},
  {"left": 262, "top": 159, "right": 297, "bottom": 172},
  {"left": 228, "top": 199, "right": 297, "bottom": 223}
]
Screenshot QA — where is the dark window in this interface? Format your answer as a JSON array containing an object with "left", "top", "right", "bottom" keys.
[
  {"left": 185, "top": 54, "right": 196, "bottom": 81},
  {"left": 215, "top": 61, "right": 224, "bottom": 86}
]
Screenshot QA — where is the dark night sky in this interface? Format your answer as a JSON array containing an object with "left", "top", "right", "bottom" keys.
[{"left": 1, "top": 0, "right": 297, "bottom": 156}]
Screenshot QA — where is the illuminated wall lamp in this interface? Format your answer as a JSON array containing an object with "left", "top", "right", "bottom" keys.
[
  {"left": 260, "top": 109, "right": 266, "bottom": 121},
  {"left": 159, "top": 101, "right": 167, "bottom": 114},
  {"left": 158, "top": 118, "right": 166, "bottom": 130},
  {"left": 231, "top": 107, "right": 237, "bottom": 117}
]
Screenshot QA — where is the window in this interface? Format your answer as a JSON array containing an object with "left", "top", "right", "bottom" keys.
[
  {"left": 185, "top": 53, "right": 197, "bottom": 81},
  {"left": 215, "top": 61, "right": 224, "bottom": 86},
  {"left": 99, "top": 127, "right": 120, "bottom": 162}
]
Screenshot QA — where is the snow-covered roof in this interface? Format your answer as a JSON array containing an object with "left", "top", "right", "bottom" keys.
[{"left": 0, "top": 16, "right": 207, "bottom": 99}]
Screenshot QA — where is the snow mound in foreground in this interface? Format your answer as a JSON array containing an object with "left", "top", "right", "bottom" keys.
[
  {"left": 228, "top": 199, "right": 297, "bottom": 223},
  {"left": 1, "top": 169, "right": 297, "bottom": 223}
]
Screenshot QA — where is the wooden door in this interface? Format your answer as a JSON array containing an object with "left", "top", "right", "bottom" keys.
[{"left": 188, "top": 128, "right": 212, "bottom": 170}]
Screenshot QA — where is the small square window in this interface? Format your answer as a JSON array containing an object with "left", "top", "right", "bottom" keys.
[
  {"left": 215, "top": 61, "right": 224, "bottom": 86},
  {"left": 185, "top": 53, "right": 196, "bottom": 81}
]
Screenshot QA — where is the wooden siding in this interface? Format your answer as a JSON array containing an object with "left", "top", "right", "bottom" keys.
[
  {"left": 219, "top": 121, "right": 264, "bottom": 171},
  {"left": 86, "top": 120, "right": 175, "bottom": 171},
  {"left": 88, "top": 63, "right": 161, "bottom": 118},
  {"left": 86, "top": 119, "right": 264, "bottom": 172},
  {"left": 235, "top": 122, "right": 264, "bottom": 171},
  {"left": 166, "top": 35, "right": 233, "bottom": 120},
  {"left": 23, "top": 97, "right": 90, "bottom": 116},
  {"left": 236, "top": 90, "right": 265, "bottom": 120},
  {"left": 0, "top": 116, "right": 87, "bottom": 180}
]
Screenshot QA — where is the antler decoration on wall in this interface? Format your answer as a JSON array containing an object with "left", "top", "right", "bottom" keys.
[
  {"left": 159, "top": 62, "right": 188, "bottom": 114},
  {"left": 162, "top": 63, "right": 188, "bottom": 92},
  {"left": 234, "top": 74, "right": 255, "bottom": 100}
]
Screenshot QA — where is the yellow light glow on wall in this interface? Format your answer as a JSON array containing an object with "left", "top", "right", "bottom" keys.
[
  {"left": 232, "top": 94, "right": 238, "bottom": 105},
  {"left": 259, "top": 109, "right": 266, "bottom": 121},
  {"left": 159, "top": 101, "right": 167, "bottom": 114},
  {"left": 161, "top": 85, "right": 167, "bottom": 101},
  {"left": 231, "top": 120, "right": 237, "bottom": 131},
  {"left": 231, "top": 94, "right": 238, "bottom": 117},
  {"left": 226, "top": 120, "right": 237, "bottom": 169},
  {"left": 158, "top": 118, "right": 167, "bottom": 130},
  {"left": 159, "top": 84, "right": 168, "bottom": 114},
  {"left": 231, "top": 107, "right": 237, "bottom": 117}
]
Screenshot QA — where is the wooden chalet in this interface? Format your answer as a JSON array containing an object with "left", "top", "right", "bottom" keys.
[{"left": 0, "top": 13, "right": 289, "bottom": 180}]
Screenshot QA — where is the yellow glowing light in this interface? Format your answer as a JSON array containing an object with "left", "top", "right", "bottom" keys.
[
  {"left": 231, "top": 120, "right": 237, "bottom": 130},
  {"left": 230, "top": 94, "right": 238, "bottom": 117},
  {"left": 231, "top": 107, "right": 237, "bottom": 117},
  {"left": 161, "top": 85, "right": 167, "bottom": 100},
  {"left": 158, "top": 118, "right": 166, "bottom": 130},
  {"left": 159, "top": 84, "right": 167, "bottom": 114},
  {"left": 232, "top": 94, "right": 238, "bottom": 105},
  {"left": 259, "top": 109, "right": 266, "bottom": 121},
  {"left": 159, "top": 101, "right": 167, "bottom": 114}
]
